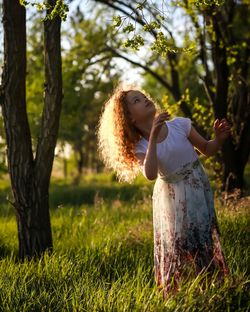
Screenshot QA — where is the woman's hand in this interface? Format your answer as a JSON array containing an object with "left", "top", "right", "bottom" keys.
[
  {"left": 213, "top": 118, "right": 232, "bottom": 143},
  {"left": 185, "top": 117, "right": 231, "bottom": 158},
  {"left": 150, "top": 111, "right": 171, "bottom": 139}
]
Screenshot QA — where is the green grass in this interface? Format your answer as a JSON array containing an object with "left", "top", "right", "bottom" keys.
[{"left": 0, "top": 174, "right": 249, "bottom": 311}]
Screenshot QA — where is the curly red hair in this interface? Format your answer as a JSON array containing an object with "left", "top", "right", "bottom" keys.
[{"left": 96, "top": 82, "right": 161, "bottom": 183}]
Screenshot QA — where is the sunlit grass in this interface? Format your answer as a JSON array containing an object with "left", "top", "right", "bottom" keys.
[{"left": 0, "top": 173, "right": 249, "bottom": 311}]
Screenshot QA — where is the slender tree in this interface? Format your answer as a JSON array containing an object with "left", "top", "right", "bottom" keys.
[{"left": 0, "top": 0, "right": 62, "bottom": 261}]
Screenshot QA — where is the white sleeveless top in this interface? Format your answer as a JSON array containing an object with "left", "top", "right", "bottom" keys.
[{"left": 134, "top": 116, "right": 199, "bottom": 176}]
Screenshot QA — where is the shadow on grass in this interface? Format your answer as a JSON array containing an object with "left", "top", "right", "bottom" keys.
[
  {"left": 49, "top": 183, "right": 153, "bottom": 207},
  {"left": 0, "top": 183, "right": 153, "bottom": 216},
  {"left": 0, "top": 238, "right": 18, "bottom": 260}
]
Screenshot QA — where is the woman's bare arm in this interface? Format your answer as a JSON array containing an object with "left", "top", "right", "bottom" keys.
[
  {"left": 135, "top": 112, "right": 170, "bottom": 181},
  {"left": 188, "top": 118, "right": 231, "bottom": 157},
  {"left": 136, "top": 135, "right": 158, "bottom": 180}
]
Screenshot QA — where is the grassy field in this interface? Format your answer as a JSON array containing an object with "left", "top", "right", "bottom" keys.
[{"left": 0, "top": 171, "right": 249, "bottom": 311}]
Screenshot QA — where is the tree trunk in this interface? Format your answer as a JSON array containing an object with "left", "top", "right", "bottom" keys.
[
  {"left": 221, "top": 142, "right": 245, "bottom": 193},
  {"left": 73, "top": 142, "right": 84, "bottom": 185},
  {"left": 1, "top": 0, "right": 62, "bottom": 261},
  {"left": 222, "top": 87, "right": 250, "bottom": 194},
  {"left": 15, "top": 181, "right": 53, "bottom": 261},
  {"left": 63, "top": 157, "right": 68, "bottom": 180},
  {"left": 208, "top": 7, "right": 250, "bottom": 194},
  {"left": 77, "top": 147, "right": 84, "bottom": 178},
  {"left": 32, "top": 0, "right": 63, "bottom": 255}
]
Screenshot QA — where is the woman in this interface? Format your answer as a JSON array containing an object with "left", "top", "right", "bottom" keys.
[{"left": 96, "top": 83, "right": 230, "bottom": 299}]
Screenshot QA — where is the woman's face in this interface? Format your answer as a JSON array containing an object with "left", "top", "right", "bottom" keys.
[{"left": 125, "top": 90, "right": 156, "bottom": 124}]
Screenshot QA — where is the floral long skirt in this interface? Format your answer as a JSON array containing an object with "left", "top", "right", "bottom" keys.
[{"left": 152, "top": 158, "right": 229, "bottom": 298}]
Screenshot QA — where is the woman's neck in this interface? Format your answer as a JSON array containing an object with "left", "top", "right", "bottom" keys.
[{"left": 135, "top": 118, "right": 154, "bottom": 140}]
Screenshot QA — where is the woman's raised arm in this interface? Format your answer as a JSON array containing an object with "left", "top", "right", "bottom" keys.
[{"left": 188, "top": 118, "right": 231, "bottom": 157}]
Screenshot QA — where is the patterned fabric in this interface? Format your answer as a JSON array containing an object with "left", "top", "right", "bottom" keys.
[{"left": 152, "top": 158, "right": 229, "bottom": 297}]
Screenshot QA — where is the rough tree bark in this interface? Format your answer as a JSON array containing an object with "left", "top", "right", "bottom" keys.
[{"left": 1, "top": 0, "right": 62, "bottom": 261}]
